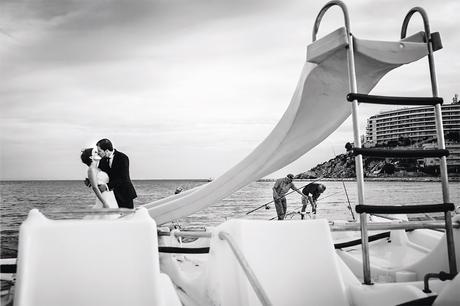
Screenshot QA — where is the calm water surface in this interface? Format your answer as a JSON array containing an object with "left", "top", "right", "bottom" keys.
[{"left": 1, "top": 179, "right": 460, "bottom": 259}]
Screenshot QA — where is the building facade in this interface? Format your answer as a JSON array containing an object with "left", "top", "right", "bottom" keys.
[
  {"left": 364, "top": 102, "right": 460, "bottom": 146},
  {"left": 363, "top": 100, "right": 460, "bottom": 172}
]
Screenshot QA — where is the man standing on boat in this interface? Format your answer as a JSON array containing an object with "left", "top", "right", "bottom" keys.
[
  {"left": 300, "top": 183, "right": 326, "bottom": 219},
  {"left": 270, "top": 174, "right": 305, "bottom": 220}
]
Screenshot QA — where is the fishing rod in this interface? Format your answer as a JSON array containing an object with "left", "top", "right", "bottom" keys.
[
  {"left": 245, "top": 176, "right": 325, "bottom": 216},
  {"left": 342, "top": 180, "right": 355, "bottom": 220},
  {"left": 331, "top": 145, "right": 356, "bottom": 221},
  {"left": 268, "top": 190, "right": 344, "bottom": 220}
]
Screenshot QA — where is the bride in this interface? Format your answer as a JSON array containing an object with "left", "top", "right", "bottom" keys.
[{"left": 80, "top": 148, "right": 118, "bottom": 209}]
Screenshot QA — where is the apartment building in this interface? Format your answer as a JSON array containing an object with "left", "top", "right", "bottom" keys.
[
  {"left": 363, "top": 98, "right": 460, "bottom": 171},
  {"left": 364, "top": 101, "right": 460, "bottom": 146}
]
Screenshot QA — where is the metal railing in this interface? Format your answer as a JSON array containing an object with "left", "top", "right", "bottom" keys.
[
  {"left": 401, "top": 7, "right": 456, "bottom": 277},
  {"left": 312, "top": 1, "right": 457, "bottom": 284}
]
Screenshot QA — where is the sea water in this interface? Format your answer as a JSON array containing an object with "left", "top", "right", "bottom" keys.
[
  {"left": 2, "top": 179, "right": 459, "bottom": 259},
  {"left": 1, "top": 179, "right": 460, "bottom": 292}
]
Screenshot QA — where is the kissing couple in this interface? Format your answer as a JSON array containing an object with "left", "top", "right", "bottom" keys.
[{"left": 80, "top": 138, "right": 137, "bottom": 209}]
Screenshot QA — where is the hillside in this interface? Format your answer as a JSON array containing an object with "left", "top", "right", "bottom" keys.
[{"left": 297, "top": 149, "right": 459, "bottom": 179}]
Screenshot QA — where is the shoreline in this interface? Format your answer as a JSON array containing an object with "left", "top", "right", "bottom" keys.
[{"left": 259, "top": 177, "right": 460, "bottom": 182}]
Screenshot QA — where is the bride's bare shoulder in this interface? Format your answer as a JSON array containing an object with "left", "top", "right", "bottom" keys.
[{"left": 87, "top": 165, "right": 99, "bottom": 176}]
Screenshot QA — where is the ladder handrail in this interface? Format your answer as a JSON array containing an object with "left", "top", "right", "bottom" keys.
[
  {"left": 312, "top": 0, "right": 350, "bottom": 42},
  {"left": 400, "top": 6, "right": 456, "bottom": 276},
  {"left": 400, "top": 7, "right": 448, "bottom": 188},
  {"left": 312, "top": 0, "right": 371, "bottom": 283},
  {"left": 327, "top": 4, "right": 458, "bottom": 284},
  {"left": 400, "top": 7, "right": 431, "bottom": 41},
  {"left": 312, "top": 3, "right": 372, "bottom": 281}
]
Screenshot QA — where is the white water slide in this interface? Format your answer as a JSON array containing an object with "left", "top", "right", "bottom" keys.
[{"left": 144, "top": 27, "right": 432, "bottom": 224}]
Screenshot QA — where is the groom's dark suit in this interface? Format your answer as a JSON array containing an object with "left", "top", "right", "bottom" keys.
[{"left": 99, "top": 150, "right": 137, "bottom": 209}]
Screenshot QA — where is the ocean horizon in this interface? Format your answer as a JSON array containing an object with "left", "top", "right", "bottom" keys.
[
  {"left": 1, "top": 176, "right": 456, "bottom": 182},
  {"left": 0, "top": 178, "right": 213, "bottom": 182},
  {"left": 1, "top": 179, "right": 460, "bottom": 294},
  {"left": 2, "top": 179, "right": 460, "bottom": 258}
]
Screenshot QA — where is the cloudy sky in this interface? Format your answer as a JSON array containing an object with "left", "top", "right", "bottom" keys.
[{"left": 1, "top": 0, "right": 459, "bottom": 180}]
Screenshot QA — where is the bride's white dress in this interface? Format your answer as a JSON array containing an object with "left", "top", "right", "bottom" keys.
[{"left": 93, "top": 169, "right": 118, "bottom": 209}]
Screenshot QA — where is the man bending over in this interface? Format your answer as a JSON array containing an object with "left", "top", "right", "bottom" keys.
[{"left": 300, "top": 183, "right": 326, "bottom": 219}]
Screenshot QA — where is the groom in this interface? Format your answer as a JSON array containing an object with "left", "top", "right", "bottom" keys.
[{"left": 96, "top": 138, "right": 137, "bottom": 209}]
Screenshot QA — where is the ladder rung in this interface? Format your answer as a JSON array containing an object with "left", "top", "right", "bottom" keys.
[
  {"left": 347, "top": 93, "right": 443, "bottom": 106},
  {"left": 356, "top": 203, "right": 455, "bottom": 215},
  {"left": 159, "top": 246, "right": 210, "bottom": 254},
  {"left": 352, "top": 148, "right": 449, "bottom": 158},
  {"left": 334, "top": 231, "right": 390, "bottom": 249},
  {"left": 0, "top": 263, "right": 16, "bottom": 274}
]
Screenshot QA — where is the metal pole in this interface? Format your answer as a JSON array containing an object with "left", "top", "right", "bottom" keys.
[
  {"left": 312, "top": 0, "right": 369, "bottom": 283},
  {"left": 173, "top": 231, "right": 212, "bottom": 238},
  {"left": 444, "top": 213, "right": 458, "bottom": 274},
  {"left": 219, "top": 231, "right": 273, "bottom": 306},
  {"left": 429, "top": 36, "right": 457, "bottom": 275},
  {"left": 426, "top": 31, "right": 450, "bottom": 205},
  {"left": 330, "top": 220, "right": 460, "bottom": 232},
  {"left": 422, "top": 7, "right": 456, "bottom": 276},
  {"left": 401, "top": 6, "right": 456, "bottom": 276},
  {"left": 345, "top": 14, "right": 369, "bottom": 285},
  {"left": 347, "top": 35, "right": 365, "bottom": 208},
  {"left": 359, "top": 213, "right": 372, "bottom": 284}
]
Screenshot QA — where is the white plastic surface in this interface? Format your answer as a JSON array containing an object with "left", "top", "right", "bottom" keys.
[
  {"left": 395, "top": 271, "right": 417, "bottom": 282},
  {"left": 144, "top": 28, "right": 430, "bottom": 225},
  {"left": 14, "top": 208, "right": 180, "bottom": 306},
  {"left": 433, "top": 272, "right": 460, "bottom": 305},
  {"left": 337, "top": 226, "right": 460, "bottom": 282},
  {"left": 349, "top": 283, "right": 427, "bottom": 306},
  {"left": 204, "top": 219, "right": 348, "bottom": 306}
]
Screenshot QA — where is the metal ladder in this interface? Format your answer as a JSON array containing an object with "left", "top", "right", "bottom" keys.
[{"left": 313, "top": 1, "right": 457, "bottom": 285}]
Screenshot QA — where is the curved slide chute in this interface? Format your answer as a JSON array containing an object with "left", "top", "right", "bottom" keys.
[{"left": 144, "top": 28, "right": 431, "bottom": 224}]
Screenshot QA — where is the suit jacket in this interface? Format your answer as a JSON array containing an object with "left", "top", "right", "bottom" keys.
[{"left": 99, "top": 150, "right": 137, "bottom": 209}]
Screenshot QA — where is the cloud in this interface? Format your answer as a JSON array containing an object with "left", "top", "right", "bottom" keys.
[{"left": 1, "top": 0, "right": 459, "bottom": 180}]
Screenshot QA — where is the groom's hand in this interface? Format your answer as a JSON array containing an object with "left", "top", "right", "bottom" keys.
[
  {"left": 84, "top": 178, "right": 91, "bottom": 187},
  {"left": 98, "top": 184, "right": 108, "bottom": 192}
]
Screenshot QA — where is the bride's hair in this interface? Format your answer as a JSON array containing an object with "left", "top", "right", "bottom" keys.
[{"left": 80, "top": 148, "right": 94, "bottom": 166}]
